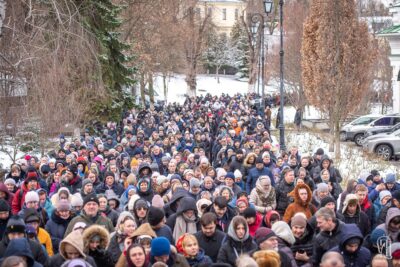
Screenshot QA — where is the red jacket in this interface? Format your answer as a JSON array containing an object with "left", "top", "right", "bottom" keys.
[
  {"left": 11, "top": 181, "right": 40, "bottom": 215},
  {"left": 248, "top": 212, "right": 263, "bottom": 237}
]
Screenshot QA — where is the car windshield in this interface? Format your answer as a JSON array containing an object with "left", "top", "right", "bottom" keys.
[{"left": 352, "top": 116, "right": 379, "bottom": 126}]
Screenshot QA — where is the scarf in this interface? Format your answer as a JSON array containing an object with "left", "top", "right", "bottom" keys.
[
  {"left": 256, "top": 187, "right": 274, "bottom": 207},
  {"left": 173, "top": 214, "right": 197, "bottom": 245}
]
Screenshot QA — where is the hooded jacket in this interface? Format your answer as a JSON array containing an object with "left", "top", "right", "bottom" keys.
[
  {"left": 377, "top": 207, "right": 400, "bottom": 242},
  {"left": 46, "top": 230, "right": 97, "bottom": 267},
  {"left": 1, "top": 238, "right": 43, "bottom": 267},
  {"left": 340, "top": 193, "right": 370, "bottom": 236},
  {"left": 275, "top": 177, "right": 295, "bottom": 216},
  {"left": 0, "top": 182, "right": 14, "bottom": 206},
  {"left": 249, "top": 176, "right": 276, "bottom": 214},
  {"left": 246, "top": 166, "right": 274, "bottom": 195},
  {"left": 217, "top": 216, "right": 257, "bottom": 267},
  {"left": 163, "top": 188, "right": 190, "bottom": 218},
  {"left": 283, "top": 183, "right": 316, "bottom": 223},
  {"left": 291, "top": 222, "right": 314, "bottom": 267},
  {"left": 82, "top": 225, "right": 113, "bottom": 267},
  {"left": 0, "top": 235, "right": 48, "bottom": 265},
  {"left": 330, "top": 224, "right": 371, "bottom": 267},
  {"left": 312, "top": 155, "right": 340, "bottom": 183}
]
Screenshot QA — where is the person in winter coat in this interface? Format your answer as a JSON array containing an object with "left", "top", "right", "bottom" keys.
[
  {"left": 340, "top": 193, "right": 370, "bottom": 236},
  {"left": 166, "top": 196, "right": 200, "bottom": 244},
  {"left": 136, "top": 178, "right": 154, "bottom": 203},
  {"left": 311, "top": 183, "right": 331, "bottom": 208},
  {"left": 36, "top": 189, "right": 54, "bottom": 219},
  {"left": 0, "top": 199, "right": 10, "bottom": 240},
  {"left": 0, "top": 182, "right": 14, "bottom": 207},
  {"left": 45, "top": 199, "right": 74, "bottom": 254},
  {"left": 216, "top": 215, "right": 257, "bottom": 267},
  {"left": 18, "top": 191, "right": 48, "bottom": 228},
  {"left": 117, "top": 244, "right": 150, "bottom": 267},
  {"left": 249, "top": 175, "right": 276, "bottom": 215},
  {"left": 373, "top": 190, "right": 392, "bottom": 221},
  {"left": 377, "top": 190, "right": 400, "bottom": 225},
  {"left": 312, "top": 155, "right": 341, "bottom": 184},
  {"left": 275, "top": 168, "right": 295, "bottom": 216},
  {"left": 376, "top": 207, "right": 400, "bottom": 242},
  {"left": 246, "top": 157, "right": 274, "bottom": 195},
  {"left": 242, "top": 207, "right": 262, "bottom": 237},
  {"left": 355, "top": 184, "right": 375, "bottom": 227},
  {"left": 82, "top": 225, "right": 114, "bottom": 267},
  {"left": 163, "top": 188, "right": 190, "bottom": 218},
  {"left": 59, "top": 164, "right": 82, "bottom": 194},
  {"left": 149, "top": 237, "right": 190, "bottom": 267},
  {"left": 1, "top": 238, "right": 43, "bottom": 267},
  {"left": 312, "top": 207, "right": 345, "bottom": 265},
  {"left": 283, "top": 183, "right": 317, "bottom": 223},
  {"left": 50, "top": 187, "right": 72, "bottom": 208},
  {"left": 290, "top": 213, "right": 314, "bottom": 266},
  {"left": 194, "top": 212, "right": 226, "bottom": 262},
  {"left": 271, "top": 221, "right": 297, "bottom": 267},
  {"left": 0, "top": 216, "right": 48, "bottom": 265},
  {"left": 147, "top": 207, "right": 174, "bottom": 245},
  {"left": 46, "top": 230, "right": 97, "bottom": 267},
  {"left": 98, "top": 194, "right": 119, "bottom": 227},
  {"left": 95, "top": 171, "right": 124, "bottom": 197},
  {"left": 330, "top": 223, "right": 371, "bottom": 267},
  {"left": 176, "top": 234, "right": 212, "bottom": 266},
  {"left": 64, "top": 195, "right": 114, "bottom": 237},
  {"left": 11, "top": 173, "right": 41, "bottom": 214},
  {"left": 308, "top": 196, "right": 345, "bottom": 234},
  {"left": 131, "top": 198, "right": 149, "bottom": 228}
]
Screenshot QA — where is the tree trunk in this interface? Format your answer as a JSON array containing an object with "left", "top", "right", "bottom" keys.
[
  {"left": 140, "top": 73, "right": 146, "bottom": 107},
  {"left": 216, "top": 66, "right": 220, "bottom": 83},
  {"left": 0, "top": 0, "right": 5, "bottom": 37},
  {"left": 185, "top": 65, "right": 197, "bottom": 97},
  {"left": 162, "top": 73, "right": 168, "bottom": 102},
  {"left": 329, "top": 119, "right": 335, "bottom": 153},
  {"left": 148, "top": 72, "right": 155, "bottom": 109},
  {"left": 334, "top": 119, "right": 341, "bottom": 159}
]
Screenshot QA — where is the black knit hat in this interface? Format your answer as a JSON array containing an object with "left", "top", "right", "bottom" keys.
[
  {"left": 67, "top": 164, "right": 78, "bottom": 176},
  {"left": 320, "top": 196, "right": 336, "bottom": 208},
  {"left": 316, "top": 148, "right": 324, "bottom": 155},
  {"left": 0, "top": 199, "right": 10, "bottom": 212},
  {"left": 104, "top": 171, "right": 115, "bottom": 179},
  {"left": 256, "top": 156, "right": 264, "bottom": 164},
  {"left": 147, "top": 206, "right": 165, "bottom": 226},
  {"left": 83, "top": 194, "right": 99, "bottom": 206},
  {"left": 6, "top": 216, "right": 26, "bottom": 234}
]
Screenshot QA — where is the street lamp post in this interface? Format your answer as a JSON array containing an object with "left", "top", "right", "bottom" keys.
[{"left": 278, "top": 0, "right": 286, "bottom": 151}]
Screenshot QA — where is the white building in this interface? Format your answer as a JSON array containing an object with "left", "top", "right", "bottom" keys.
[{"left": 379, "top": 1, "right": 400, "bottom": 113}]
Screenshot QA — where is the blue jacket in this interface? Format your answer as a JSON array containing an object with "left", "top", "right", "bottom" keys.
[
  {"left": 330, "top": 224, "right": 371, "bottom": 267},
  {"left": 246, "top": 167, "right": 274, "bottom": 195},
  {"left": 2, "top": 238, "right": 43, "bottom": 267}
]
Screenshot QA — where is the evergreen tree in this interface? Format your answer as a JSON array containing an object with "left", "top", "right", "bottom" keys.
[
  {"left": 84, "top": 0, "right": 136, "bottom": 122},
  {"left": 231, "top": 21, "right": 250, "bottom": 79}
]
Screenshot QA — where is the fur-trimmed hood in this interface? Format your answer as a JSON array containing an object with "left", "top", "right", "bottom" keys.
[
  {"left": 82, "top": 225, "right": 110, "bottom": 251},
  {"left": 130, "top": 222, "right": 157, "bottom": 240}
]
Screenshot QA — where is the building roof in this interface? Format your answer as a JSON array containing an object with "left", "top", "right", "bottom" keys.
[{"left": 379, "top": 24, "right": 400, "bottom": 34}]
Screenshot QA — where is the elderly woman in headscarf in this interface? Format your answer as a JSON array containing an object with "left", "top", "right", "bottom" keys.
[{"left": 249, "top": 175, "right": 276, "bottom": 215}]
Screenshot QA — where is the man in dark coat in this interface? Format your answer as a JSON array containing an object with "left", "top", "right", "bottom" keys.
[
  {"left": 0, "top": 216, "right": 48, "bottom": 266},
  {"left": 194, "top": 212, "right": 226, "bottom": 262},
  {"left": 60, "top": 164, "right": 82, "bottom": 194},
  {"left": 246, "top": 156, "right": 274, "bottom": 194},
  {"left": 1, "top": 238, "right": 43, "bottom": 267},
  {"left": 312, "top": 207, "right": 345, "bottom": 266},
  {"left": 330, "top": 224, "right": 371, "bottom": 266},
  {"left": 275, "top": 168, "right": 295, "bottom": 216}
]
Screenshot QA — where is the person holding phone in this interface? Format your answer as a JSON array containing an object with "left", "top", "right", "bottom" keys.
[{"left": 290, "top": 213, "right": 314, "bottom": 266}]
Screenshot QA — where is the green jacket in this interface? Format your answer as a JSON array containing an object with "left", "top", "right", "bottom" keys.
[{"left": 64, "top": 212, "right": 114, "bottom": 237}]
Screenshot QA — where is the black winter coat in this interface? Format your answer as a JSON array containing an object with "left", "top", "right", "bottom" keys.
[
  {"left": 312, "top": 220, "right": 344, "bottom": 265},
  {"left": 275, "top": 179, "right": 295, "bottom": 216},
  {"left": 217, "top": 236, "right": 257, "bottom": 267},
  {"left": 291, "top": 223, "right": 314, "bottom": 267},
  {"left": 194, "top": 229, "right": 226, "bottom": 262},
  {"left": 0, "top": 237, "right": 48, "bottom": 266},
  {"left": 45, "top": 211, "right": 73, "bottom": 254},
  {"left": 341, "top": 210, "right": 370, "bottom": 236}
]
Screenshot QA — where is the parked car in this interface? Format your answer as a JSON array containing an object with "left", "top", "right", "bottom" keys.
[
  {"left": 364, "top": 122, "right": 400, "bottom": 138},
  {"left": 363, "top": 129, "right": 400, "bottom": 160},
  {"left": 340, "top": 114, "right": 382, "bottom": 143}
]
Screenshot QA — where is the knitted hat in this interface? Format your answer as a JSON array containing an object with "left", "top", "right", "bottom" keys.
[
  {"left": 40, "top": 165, "right": 51, "bottom": 174},
  {"left": 236, "top": 197, "right": 249, "bottom": 207},
  {"left": 25, "top": 191, "right": 39, "bottom": 204},
  {"left": 371, "top": 169, "right": 380, "bottom": 177},
  {"left": 243, "top": 207, "right": 256, "bottom": 218},
  {"left": 83, "top": 195, "right": 99, "bottom": 206},
  {"left": 254, "top": 227, "right": 276, "bottom": 245},
  {"left": 386, "top": 173, "right": 396, "bottom": 183},
  {"left": 151, "top": 237, "right": 171, "bottom": 257},
  {"left": 234, "top": 170, "right": 242, "bottom": 178},
  {"left": 272, "top": 221, "right": 295, "bottom": 245},
  {"left": 147, "top": 206, "right": 165, "bottom": 226},
  {"left": 4, "top": 178, "right": 16, "bottom": 186},
  {"left": 6, "top": 216, "right": 26, "bottom": 234},
  {"left": 82, "top": 179, "right": 93, "bottom": 188},
  {"left": 369, "top": 228, "right": 386, "bottom": 246},
  {"left": 156, "top": 175, "right": 169, "bottom": 186},
  {"left": 189, "top": 178, "right": 201, "bottom": 188},
  {"left": 290, "top": 214, "right": 307, "bottom": 228},
  {"left": 25, "top": 172, "right": 38, "bottom": 182},
  {"left": 316, "top": 183, "right": 329, "bottom": 193},
  {"left": 183, "top": 169, "right": 194, "bottom": 177},
  {"left": 316, "top": 148, "right": 324, "bottom": 155},
  {"left": 0, "top": 199, "right": 10, "bottom": 212},
  {"left": 67, "top": 164, "right": 78, "bottom": 177},
  {"left": 71, "top": 193, "right": 83, "bottom": 207},
  {"left": 216, "top": 168, "right": 227, "bottom": 179},
  {"left": 320, "top": 196, "right": 336, "bottom": 207},
  {"left": 225, "top": 172, "right": 235, "bottom": 180},
  {"left": 255, "top": 156, "right": 263, "bottom": 164},
  {"left": 379, "top": 190, "right": 392, "bottom": 202},
  {"left": 57, "top": 199, "right": 71, "bottom": 211},
  {"left": 23, "top": 209, "right": 40, "bottom": 223}
]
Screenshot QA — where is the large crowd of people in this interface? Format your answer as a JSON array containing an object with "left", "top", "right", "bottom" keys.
[{"left": 0, "top": 93, "right": 399, "bottom": 267}]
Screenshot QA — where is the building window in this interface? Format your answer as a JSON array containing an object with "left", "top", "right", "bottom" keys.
[
  {"left": 222, "top": 8, "right": 227, "bottom": 20},
  {"left": 235, "top": 9, "right": 239, "bottom": 20}
]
